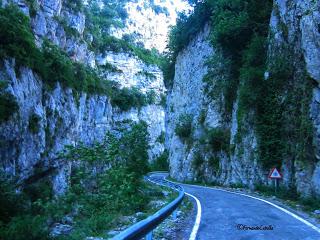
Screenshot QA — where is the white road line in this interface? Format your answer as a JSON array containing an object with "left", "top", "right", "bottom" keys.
[
  {"left": 163, "top": 176, "right": 202, "bottom": 240},
  {"left": 185, "top": 192, "right": 202, "bottom": 240},
  {"left": 182, "top": 183, "right": 320, "bottom": 235}
]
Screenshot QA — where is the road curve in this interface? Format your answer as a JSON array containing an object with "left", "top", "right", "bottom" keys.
[{"left": 150, "top": 173, "right": 320, "bottom": 240}]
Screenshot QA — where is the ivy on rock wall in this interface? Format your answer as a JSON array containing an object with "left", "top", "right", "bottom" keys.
[{"left": 168, "top": 0, "right": 315, "bottom": 171}]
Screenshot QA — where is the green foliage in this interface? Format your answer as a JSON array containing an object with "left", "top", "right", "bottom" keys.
[
  {"left": 54, "top": 16, "right": 80, "bottom": 38},
  {"left": 92, "top": 35, "right": 163, "bottom": 66},
  {"left": 99, "top": 62, "right": 122, "bottom": 73},
  {"left": 192, "top": 151, "right": 204, "bottom": 170},
  {"left": 198, "top": 109, "right": 206, "bottom": 125},
  {"left": 0, "top": 173, "right": 26, "bottom": 224},
  {"left": 208, "top": 156, "right": 220, "bottom": 172},
  {"left": 0, "top": 121, "right": 150, "bottom": 239},
  {"left": 0, "top": 92, "right": 18, "bottom": 123},
  {"left": 206, "top": 128, "right": 230, "bottom": 152},
  {"left": 164, "top": 2, "right": 211, "bottom": 88},
  {"left": 156, "top": 131, "right": 165, "bottom": 144},
  {"left": 237, "top": 35, "right": 267, "bottom": 120},
  {"left": 167, "top": 0, "right": 272, "bottom": 114},
  {"left": 161, "top": 55, "right": 175, "bottom": 89},
  {"left": 0, "top": 172, "right": 50, "bottom": 240},
  {"left": 137, "top": 70, "right": 156, "bottom": 80},
  {"left": 159, "top": 93, "right": 166, "bottom": 107},
  {"left": 111, "top": 87, "right": 147, "bottom": 111},
  {"left": 28, "top": 113, "right": 41, "bottom": 134},
  {"left": 175, "top": 114, "right": 193, "bottom": 140},
  {"left": 210, "top": 0, "right": 272, "bottom": 54},
  {"left": 25, "top": 0, "right": 39, "bottom": 17},
  {"left": 168, "top": 3, "right": 211, "bottom": 58},
  {"left": 0, "top": 5, "right": 151, "bottom": 111},
  {"left": 0, "top": 5, "right": 42, "bottom": 70},
  {"left": 300, "top": 197, "right": 320, "bottom": 212},
  {"left": 255, "top": 50, "right": 315, "bottom": 169},
  {"left": 146, "top": 90, "right": 157, "bottom": 105},
  {"left": 255, "top": 184, "right": 299, "bottom": 201},
  {"left": 0, "top": 215, "right": 50, "bottom": 240},
  {"left": 64, "top": 0, "right": 84, "bottom": 12},
  {"left": 84, "top": 1, "right": 161, "bottom": 66},
  {"left": 150, "top": 150, "right": 169, "bottom": 171}
]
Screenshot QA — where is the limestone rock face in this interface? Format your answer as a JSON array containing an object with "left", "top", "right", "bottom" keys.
[
  {"left": 166, "top": 0, "right": 320, "bottom": 197},
  {"left": 111, "top": 0, "right": 190, "bottom": 52},
  {"left": 166, "top": 24, "right": 214, "bottom": 181},
  {"left": 0, "top": 0, "right": 170, "bottom": 194}
]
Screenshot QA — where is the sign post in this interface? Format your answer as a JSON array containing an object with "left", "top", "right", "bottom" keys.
[{"left": 268, "top": 167, "right": 282, "bottom": 194}]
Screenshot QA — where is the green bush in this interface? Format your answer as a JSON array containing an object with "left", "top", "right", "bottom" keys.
[
  {"left": 237, "top": 35, "right": 267, "bottom": 120},
  {"left": 255, "top": 184, "right": 299, "bottom": 201},
  {"left": 150, "top": 150, "right": 169, "bottom": 171},
  {"left": 159, "top": 93, "right": 166, "bottom": 107},
  {"left": 0, "top": 173, "right": 26, "bottom": 224},
  {"left": 0, "top": 215, "right": 50, "bottom": 240},
  {"left": 192, "top": 151, "right": 204, "bottom": 170},
  {"left": 175, "top": 114, "right": 193, "bottom": 140},
  {"left": 111, "top": 87, "right": 147, "bottom": 111},
  {"left": 28, "top": 113, "right": 41, "bottom": 134},
  {"left": 146, "top": 90, "right": 157, "bottom": 105},
  {"left": 0, "top": 121, "right": 150, "bottom": 239},
  {"left": 64, "top": 0, "right": 84, "bottom": 12},
  {"left": 156, "top": 131, "right": 165, "bottom": 144},
  {"left": 100, "top": 62, "right": 122, "bottom": 73},
  {"left": 25, "top": 0, "right": 39, "bottom": 17},
  {"left": 0, "top": 5, "right": 42, "bottom": 70},
  {"left": 208, "top": 156, "right": 220, "bottom": 172},
  {"left": 207, "top": 128, "right": 230, "bottom": 152},
  {"left": 0, "top": 93, "right": 18, "bottom": 123}
]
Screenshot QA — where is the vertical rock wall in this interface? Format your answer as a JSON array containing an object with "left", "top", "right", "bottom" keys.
[{"left": 166, "top": 0, "right": 320, "bottom": 197}]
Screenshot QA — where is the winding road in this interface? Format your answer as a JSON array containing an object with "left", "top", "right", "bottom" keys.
[{"left": 150, "top": 173, "right": 320, "bottom": 240}]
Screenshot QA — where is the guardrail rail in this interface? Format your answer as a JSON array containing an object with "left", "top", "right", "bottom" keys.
[{"left": 113, "top": 173, "right": 184, "bottom": 240}]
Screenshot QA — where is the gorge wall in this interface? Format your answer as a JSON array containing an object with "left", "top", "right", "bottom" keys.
[
  {"left": 0, "top": 0, "right": 189, "bottom": 194},
  {"left": 166, "top": 0, "right": 320, "bottom": 197}
]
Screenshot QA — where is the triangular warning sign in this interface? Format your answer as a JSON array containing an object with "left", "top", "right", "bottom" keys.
[{"left": 268, "top": 167, "right": 282, "bottom": 179}]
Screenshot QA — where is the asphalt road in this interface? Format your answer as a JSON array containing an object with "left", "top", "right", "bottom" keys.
[{"left": 150, "top": 173, "right": 320, "bottom": 240}]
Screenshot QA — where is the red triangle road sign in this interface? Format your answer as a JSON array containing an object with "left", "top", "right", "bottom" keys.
[{"left": 268, "top": 167, "right": 282, "bottom": 179}]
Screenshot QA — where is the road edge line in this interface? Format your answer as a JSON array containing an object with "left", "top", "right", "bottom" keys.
[
  {"left": 182, "top": 183, "right": 320, "bottom": 234},
  {"left": 185, "top": 192, "right": 202, "bottom": 240},
  {"left": 164, "top": 177, "right": 201, "bottom": 240}
]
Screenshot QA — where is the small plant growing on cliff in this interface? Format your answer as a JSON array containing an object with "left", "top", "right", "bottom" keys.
[
  {"left": 208, "top": 155, "right": 220, "bottom": 172},
  {"left": 156, "top": 131, "right": 165, "bottom": 144},
  {"left": 192, "top": 150, "right": 204, "bottom": 170},
  {"left": 150, "top": 150, "right": 169, "bottom": 171},
  {"left": 28, "top": 113, "right": 41, "bottom": 134},
  {"left": 111, "top": 87, "right": 147, "bottom": 111},
  {"left": 175, "top": 114, "right": 193, "bottom": 140},
  {"left": 0, "top": 93, "right": 18, "bottom": 123},
  {"left": 207, "top": 127, "right": 230, "bottom": 152},
  {"left": 64, "top": 0, "right": 84, "bottom": 12},
  {"left": 146, "top": 90, "right": 157, "bottom": 105}
]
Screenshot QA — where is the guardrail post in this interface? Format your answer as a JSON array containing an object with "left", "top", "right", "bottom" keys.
[{"left": 146, "top": 231, "right": 153, "bottom": 240}]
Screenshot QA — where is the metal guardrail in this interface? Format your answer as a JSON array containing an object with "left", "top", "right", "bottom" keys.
[{"left": 113, "top": 173, "right": 185, "bottom": 240}]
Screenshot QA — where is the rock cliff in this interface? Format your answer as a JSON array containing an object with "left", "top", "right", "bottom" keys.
[
  {"left": 166, "top": 0, "right": 320, "bottom": 197},
  {"left": 0, "top": 0, "right": 184, "bottom": 193}
]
